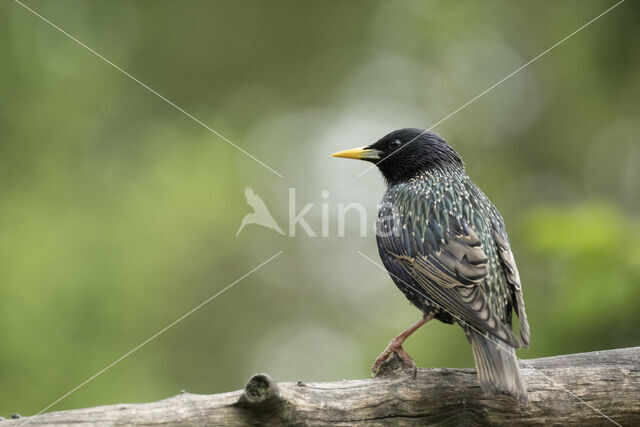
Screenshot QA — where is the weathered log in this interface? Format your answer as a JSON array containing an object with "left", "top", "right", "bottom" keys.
[{"left": 4, "top": 347, "right": 638, "bottom": 426}]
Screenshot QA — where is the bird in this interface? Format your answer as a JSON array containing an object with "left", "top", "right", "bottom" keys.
[
  {"left": 236, "top": 187, "right": 285, "bottom": 236},
  {"left": 332, "top": 128, "right": 530, "bottom": 404}
]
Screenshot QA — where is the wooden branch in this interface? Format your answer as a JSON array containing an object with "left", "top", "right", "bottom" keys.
[{"left": 4, "top": 347, "right": 638, "bottom": 426}]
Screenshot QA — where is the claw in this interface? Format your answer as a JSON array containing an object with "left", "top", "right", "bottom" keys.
[
  {"left": 371, "top": 343, "right": 417, "bottom": 378},
  {"left": 371, "top": 315, "right": 434, "bottom": 378}
]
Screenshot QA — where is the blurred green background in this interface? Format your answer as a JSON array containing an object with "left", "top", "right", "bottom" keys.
[{"left": 1, "top": 0, "right": 639, "bottom": 417}]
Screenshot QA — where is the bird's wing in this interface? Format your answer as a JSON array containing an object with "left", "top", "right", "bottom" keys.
[
  {"left": 492, "top": 226, "right": 530, "bottom": 348},
  {"left": 245, "top": 187, "right": 269, "bottom": 212},
  {"left": 378, "top": 205, "right": 520, "bottom": 348},
  {"left": 244, "top": 188, "right": 259, "bottom": 208}
]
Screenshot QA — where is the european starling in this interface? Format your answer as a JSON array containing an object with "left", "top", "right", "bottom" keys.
[{"left": 332, "top": 128, "right": 530, "bottom": 403}]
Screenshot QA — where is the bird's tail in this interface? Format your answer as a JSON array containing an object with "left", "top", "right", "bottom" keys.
[{"left": 464, "top": 326, "right": 529, "bottom": 405}]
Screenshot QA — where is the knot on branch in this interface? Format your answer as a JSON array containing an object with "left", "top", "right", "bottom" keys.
[{"left": 237, "top": 373, "right": 281, "bottom": 410}]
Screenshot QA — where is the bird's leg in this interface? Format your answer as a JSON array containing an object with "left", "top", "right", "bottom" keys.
[{"left": 372, "top": 313, "right": 435, "bottom": 376}]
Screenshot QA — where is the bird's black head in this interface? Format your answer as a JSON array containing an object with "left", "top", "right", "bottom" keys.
[{"left": 332, "top": 128, "right": 463, "bottom": 186}]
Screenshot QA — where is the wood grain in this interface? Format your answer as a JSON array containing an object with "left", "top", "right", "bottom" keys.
[{"left": 4, "top": 347, "right": 638, "bottom": 426}]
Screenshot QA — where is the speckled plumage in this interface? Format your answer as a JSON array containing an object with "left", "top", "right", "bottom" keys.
[
  {"left": 334, "top": 128, "right": 530, "bottom": 403},
  {"left": 377, "top": 166, "right": 519, "bottom": 338}
]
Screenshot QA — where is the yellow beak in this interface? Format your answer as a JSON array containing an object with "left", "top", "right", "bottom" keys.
[{"left": 331, "top": 147, "right": 382, "bottom": 160}]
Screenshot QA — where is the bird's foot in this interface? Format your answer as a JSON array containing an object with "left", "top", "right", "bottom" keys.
[{"left": 371, "top": 339, "right": 417, "bottom": 378}]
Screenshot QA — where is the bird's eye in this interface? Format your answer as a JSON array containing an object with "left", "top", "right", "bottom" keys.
[{"left": 388, "top": 140, "right": 401, "bottom": 150}]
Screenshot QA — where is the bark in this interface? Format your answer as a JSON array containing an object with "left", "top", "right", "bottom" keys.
[{"left": 3, "top": 347, "right": 638, "bottom": 426}]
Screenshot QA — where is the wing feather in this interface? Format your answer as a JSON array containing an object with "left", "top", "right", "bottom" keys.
[
  {"left": 492, "top": 227, "right": 530, "bottom": 348},
  {"left": 383, "top": 225, "right": 520, "bottom": 348}
]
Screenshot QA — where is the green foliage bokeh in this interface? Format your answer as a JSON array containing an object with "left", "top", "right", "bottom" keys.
[{"left": 1, "top": 0, "right": 639, "bottom": 417}]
